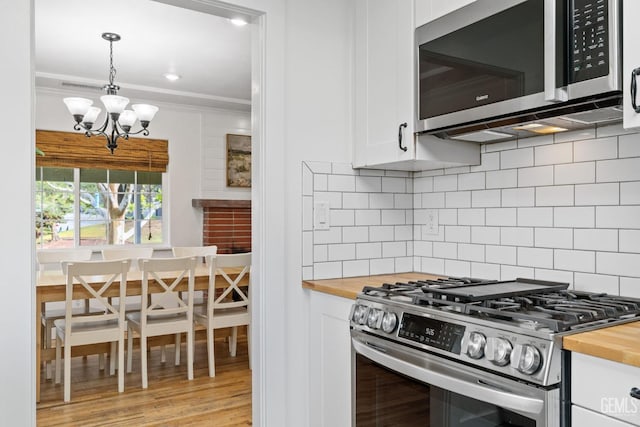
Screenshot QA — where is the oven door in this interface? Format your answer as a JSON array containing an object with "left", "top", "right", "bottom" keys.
[{"left": 351, "top": 330, "right": 559, "bottom": 427}]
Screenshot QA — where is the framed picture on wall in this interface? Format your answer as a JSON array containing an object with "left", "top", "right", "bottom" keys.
[{"left": 226, "top": 134, "right": 252, "bottom": 188}]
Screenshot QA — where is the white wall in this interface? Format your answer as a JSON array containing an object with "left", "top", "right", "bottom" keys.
[{"left": 35, "top": 89, "right": 251, "bottom": 247}]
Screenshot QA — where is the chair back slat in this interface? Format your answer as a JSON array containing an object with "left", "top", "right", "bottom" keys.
[
  {"left": 138, "top": 257, "right": 197, "bottom": 324},
  {"left": 102, "top": 247, "right": 154, "bottom": 271},
  {"left": 172, "top": 246, "right": 217, "bottom": 265},
  {"left": 205, "top": 253, "right": 251, "bottom": 312},
  {"left": 62, "top": 259, "right": 130, "bottom": 331},
  {"left": 37, "top": 248, "right": 92, "bottom": 272}
]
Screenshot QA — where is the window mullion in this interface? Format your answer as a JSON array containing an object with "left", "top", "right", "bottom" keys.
[{"left": 74, "top": 168, "right": 80, "bottom": 247}]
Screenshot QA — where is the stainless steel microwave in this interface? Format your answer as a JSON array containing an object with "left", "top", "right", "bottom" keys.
[{"left": 415, "top": 0, "right": 622, "bottom": 141}]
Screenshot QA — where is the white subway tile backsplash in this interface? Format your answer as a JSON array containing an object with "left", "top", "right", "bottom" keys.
[
  {"left": 555, "top": 250, "right": 595, "bottom": 273},
  {"left": 472, "top": 190, "right": 501, "bottom": 207},
  {"left": 597, "top": 158, "right": 640, "bottom": 182},
  {"left": 434, "top": 175, "right": 458, "bottom": 192},
  {"left": 446, "top": 191, "right": 472, "bottom": 208},
  {"left": 305, "top": 161, "right": 332, "bottom": 174},
  {"left": 501, "top": 265, "right": 534, "bottom": 280},
  {"left": 518, "top": 134, "right": 553, "bottom": 148},
  {"left": 355, "top": 210, "right": 380, "bottom": 226},
  {"left": 370, "top": 193, "right": 395, "bottom": 209},
  {"left": 332, "top": 163, "right": 358, "bottom": 175},
  {"left": 343, "top": 227, "right": 369, "bottom": 243},
  {"left": 486, "top": 140, "right": 517, "bottom": 152},
  {"left": 360, "top": 169, "right": 385, "bottom": 177},
  {"left": 519, "top": 166, "right": 554, "bottom": 187},
  {"left": 620, "top": 230, "right": 640, "bottom": 253},
  {"left": 596, "top": 123, "right": 636, "bottom": 138},
  {"left": 421, "top": 257, "right": 445, "bottom": 275},
  {"left": 395, "top": 225, "right": 413, "bottom": 241},
  {"left": 303, "top": 232, "right": 313, "bottom": 266},
  {"left": 597, "top": 252, "right": 640, "bottom": 277},
  {"left": 554, "top": 128, "right": 596, "bottom": 143},
  {"left": 328, "top": 244, "right": 355, "bottom": 261},
  {"left": 385, "top": 170, "right": 411, "bottom": 178},
  {"left": 439, "top": 209, "right": 458, "bottom": 225},
  {"left": 574, "top": 229, "right": 618, "bottom": 252},
  {"left": 597, "top": 206, "right": 640, "bottom": 229},
  {"left": 518, "top": 247, "right": 553, "bottom": 268},
  {"left": 486, "top": 169, "right": 518, "bottom": 189},
  {"left": 328, "top": 175, "right": 355, "bottom": 192},
  {"left": 554, "top": 162, "right": 595, "bottom": 185},
  {"left": 330, "top": 209, "right": 355, "bottom": 227},
  {"left": 414, "top": 176, "right": 434, "bottom": 193},
  {"left": 383, "top": 241, "right": 407, "bottom": 258},
  {"left": 502, "top": 147, "right": 534, "bottom": 169},
  {"left": 343, "top": 192, "right": 369, "bottom": 209},
  {"left": 313, "top": 262, "right": 342, "bottom": 280},
  {"left": 314, "top": 245, "right": 328, "bottom": 262},
  {"left": 394, "top": 257, "right": 412, "bottom": 272},
  {"left": 445, "top": 226, "right": 471, "bottom": 243},
  {"left": 433, "top": 242, "right": 457, "bottom": 259},
  {"left": 486, "top": 245, "right": 517, "bottom": 265},
  {"left": 502, "top": 188, "right": 535, "bottom": 207},
  {"left": 445, "top": 166, "right": 470, "bottom": 175},
  {"left": 458, "top": 172, "right": 486, "bottom": 190},
  {"left": 535, "top": 228, "right": 573, "bottom": 249},
  {"left": 445, "top": 260, "right": 471, "bottom": 277},
  {"left": 343, "top": 260, "right": 370, "bottom": 277},
  {"left": 414, "top": 241, "right": 433, "bottom": 257},
  {"left": 394, "top": 194, "right": 413, "bottom": 209},
  {"left": 472, "top": 226, "right": 501, "bottom": 245},
  {"left": 535, "top": 143, "right": 572, "bottom": 166},
  {"left": 619, "top": 134, "right": 640, "bottom": 158},
  {"left": 458, "top": 209, "right": 485, "bottom": 226},
  {"left": 458, "top": 244, "right": 485, "bottom": 262},
  {"left": 574, "top": 273, "right": 618, "bottom": 294},
  {"left": 554, "top": 207, "right": 594, "bottom": 228},
  {"left": 355, "top": 176, "right": 381, "bottom": 192},
  {"left": 371, "top": 258, "right": 395, "bottom": 275},
  {"left": 470, "top": 152, "right": 500, "bottom": 172},
  {"left": 535, "top": 186, "right": 574, "bottom": 207},
  {"left": 382, "top": 177, "right": 406, "bottom": 193},
  {"left": 501, "top": 227, "right": 534, "bottom": 247},
  {"left": 370, "top": 226, "right": 394, "bottom": 242},
  {"left": 303, "top": 164, "right": 313, "bottom": 196},
  {"left": 381, "top": 210, "right": 406, "bottom": 225},
  {"left": 574, "top": 137, "right": 617, "bottom": 162},
  {"left": 471, "top": 262, "right": 501, "bottom": 280},
  {"left": 303, "top": 196, "right": 313, "bottom": 231},
  {"left": 535, "top": 269, "right": 574, "bottom": 284},
  {"left": 314, "top": 174, "right": 328, "bottom": 191},
  {"left": 574, "top": 183, "right": 619, "bottom": 206},
  {"left": 518, "top": 207, "right": 553, "bottom": 227},
  {"left": 302, "top": 267, "right": 313, "bottom": 281},
  {"left": 621, "top": 182, "right": 640, "bottom": 205},
  {"left": 314, "top": 228, "right": 342, "bottom": 244},
  {"left": 422, "top": 192, "right": 445, "bottom": 208},
  {"left": 356, "top": 242, "right": 382, "bottom": 259},
  {"left": 314, "top": 191, "right": 343, "bottom": 208},
  {"left": 620, "top": 277, "right": 640, "bottom": 298},
  {"left": 486, "top": 208, "right": 517, "bottom": 226}
]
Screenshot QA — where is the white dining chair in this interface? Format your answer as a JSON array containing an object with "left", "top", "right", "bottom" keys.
[
  {"left": 54, "top": 259, "right": 130, "bottom": 402},
  {"left": 196, "top": 253, "right": 251, "bottom": 377},
  {"left": 126, "top": 256, "right": 197, "bottom": 389},
  {"left": 172, "top": 246, "right": 217, "bottom": 305},
  {"left": 36, "top": 248, "right": 95, "bottom": 379}
]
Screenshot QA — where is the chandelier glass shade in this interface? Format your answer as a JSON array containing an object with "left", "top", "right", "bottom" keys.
[{"left": 63, "top": 33, "right": 159, "bottom": 154}]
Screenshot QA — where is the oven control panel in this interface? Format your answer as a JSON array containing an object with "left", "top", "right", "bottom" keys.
[{"left": 398, "top": 312, "right": 466, "bottom": 354}]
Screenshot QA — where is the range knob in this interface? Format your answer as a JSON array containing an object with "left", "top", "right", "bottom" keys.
[
  {"left": 510, "top": 344, "right": 542, "bottom": 375},
  {"left": 367, "top": 308, "right": 383, "bottom": 329},
  {"left": 381, "top": 312, "right": 398, "bottom": 333},
  {"left": 352, "top": 305, "right": 368, "bottom": 325},
  {"left": 485, "top": 337, "right": 513, "bottom": 366},
  {"left": 466, "top": 332, "right": 486, "bottom": 359}
]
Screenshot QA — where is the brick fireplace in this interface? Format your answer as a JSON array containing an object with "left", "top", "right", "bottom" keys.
[{"left": 192, "top": 199, "right": 251, "bottom": 254}]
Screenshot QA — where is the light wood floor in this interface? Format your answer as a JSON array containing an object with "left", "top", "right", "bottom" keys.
[{"left": 37, "top": 333, "right": 252, "bottom": 426}]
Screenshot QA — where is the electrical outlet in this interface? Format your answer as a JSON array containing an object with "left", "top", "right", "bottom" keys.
[{"left": 423, "top": 209, "right": 439, "bottom": 236}]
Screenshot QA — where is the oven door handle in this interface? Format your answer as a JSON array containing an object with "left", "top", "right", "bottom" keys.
[{"left": 353, "top": 338, "right": 545, "bottom": 417}]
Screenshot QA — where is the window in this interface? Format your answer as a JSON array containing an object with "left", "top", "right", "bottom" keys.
[{"left": 35, "top": 167, "right": 163, "bottom": 249}]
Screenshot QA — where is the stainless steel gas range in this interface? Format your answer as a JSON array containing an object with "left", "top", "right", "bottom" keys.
[{"left": 350, "top": 277, "right": 640, "bottom": 427}]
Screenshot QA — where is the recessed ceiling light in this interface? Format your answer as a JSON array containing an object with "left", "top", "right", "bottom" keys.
[
  {"left": 513, "top": 123, "right": 544, "bottom": 130},
  {"left": 163, "top": 73, "right": 181, "bottom": 81},
  {"left": 230, "top": 18, "right": 248, "bottom": 26}
]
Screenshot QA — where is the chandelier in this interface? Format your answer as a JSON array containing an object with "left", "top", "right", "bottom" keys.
[{"left": 63, "top": 33, "right": 159, "bottom": 154}]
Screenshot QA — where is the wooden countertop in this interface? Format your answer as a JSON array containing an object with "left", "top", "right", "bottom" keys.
[
  {"left": 563, "top": 320, "right": 640, "bottom": 368},
  {"left": 302, "top": 272, "right": 443, "bottom": 300}
]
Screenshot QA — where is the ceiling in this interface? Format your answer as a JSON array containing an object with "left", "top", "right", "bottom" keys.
[{"left": 35, "top": 0, "right": 252, "bottom": 111}]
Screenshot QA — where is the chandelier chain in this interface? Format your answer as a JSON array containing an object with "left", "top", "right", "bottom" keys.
[{"left": 108, "top": 40, "right": 117, "bottom": 87}]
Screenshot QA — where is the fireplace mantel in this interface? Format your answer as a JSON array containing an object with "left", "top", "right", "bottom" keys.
[{"left": 192, "top": 199, "right": 251, "bottom": 209}]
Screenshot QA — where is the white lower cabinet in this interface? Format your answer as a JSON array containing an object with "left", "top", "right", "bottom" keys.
[
  {"left": 571, "top": 352, "right": 640, "bottom": 426},
  {"left": 308, "top": 291, "right": 354, "bottom": 427}
]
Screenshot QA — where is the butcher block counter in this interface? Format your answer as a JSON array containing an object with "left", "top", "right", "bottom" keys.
[
  {"left": 302, "top": 272, "right": 443, "bottom": 300},
  {"left": 563, "top": 320, "right": 640, "bottom": 368}
]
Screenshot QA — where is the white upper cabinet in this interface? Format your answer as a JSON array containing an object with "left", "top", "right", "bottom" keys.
[
  {"left": 415, "top": 0, "right": 476, "bottom": 28},
  {"left": 623, "top": 0, "right": 640, "bottom": 129},
  {"left": 353, "top": 0, "right": 479, "bottom": 171},
  {"left": 353, "top": 0, "right": 416, "bottom": 168}
]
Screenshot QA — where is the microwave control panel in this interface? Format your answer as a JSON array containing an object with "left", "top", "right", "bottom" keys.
[{"left": 571, "top": 0, "right": 609, "bottom": 83}]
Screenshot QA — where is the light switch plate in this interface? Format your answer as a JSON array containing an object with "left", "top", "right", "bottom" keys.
[
  {"left": 423, "top": 209, "right": 439, "bottom": 236},
  {"left": 314, "top": 201, "right": 330, "bottom": 230}
]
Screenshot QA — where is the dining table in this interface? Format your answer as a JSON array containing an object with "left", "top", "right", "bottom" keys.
[{"left": 35, "top": 263, "right": 250, "bottom": 402}]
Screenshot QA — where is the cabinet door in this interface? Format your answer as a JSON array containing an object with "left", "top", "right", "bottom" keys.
[
  {"left": 308, "top": 292, "right": 354, "bottom": 427},
  {"left": 623, "top": 0, "right": 640, "bottom": 129},
  {"left": 354, "top": 0, "right": 415, "bottom": 168},
  {"left": 572, "top": 406, "right": 636, "bottom": 427},
  {"left": 415, "top": 0, "right": 476, "bottom": 28}
]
